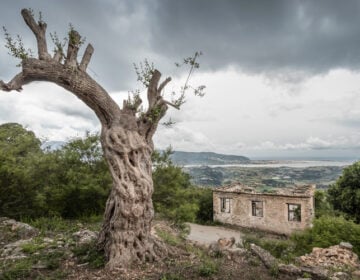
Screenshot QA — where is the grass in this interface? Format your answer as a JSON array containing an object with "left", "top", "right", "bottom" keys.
[
  {"left": 1, "top": 258, "right": 33, "bottom": 279},
  {"left": 24, "top": 216, "right": 80, "bottom": 235},
  {"left": 0, "top": 250, "right": 67, "bottom": 279},
  {"left": 242, "top": 234, "right": 296, "bottom": 264},
  {"left": 197, "top": 259, "right": 219, "bottom": 277},
  {"left": 156, "top": 228, "right": 182, "bottom": 246},
  {"left": 21, "top": 238, "right": 47, "bottom": 254},
  {"left": 72, "top": 241, "right": 105, "bottom": 268},
  {"left": 0, "top": 216, "right": 101, "bottom": 279},
  {"left": 160, "top": 272, "right": 185, "bottom": 280},
  {"left": 1, "top": 217, "right": 297, "bottom": 279}
]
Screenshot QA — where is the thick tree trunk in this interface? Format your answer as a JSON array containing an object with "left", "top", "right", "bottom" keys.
[{"left": 97, "top": 125, "right": 165, "bottom": 268}]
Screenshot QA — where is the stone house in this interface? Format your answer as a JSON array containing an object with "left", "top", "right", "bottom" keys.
[{"left": 213, "top": 183, "right": 315, "bottom": 235}]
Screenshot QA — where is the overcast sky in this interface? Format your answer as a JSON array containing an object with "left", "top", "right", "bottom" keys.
[{"left": 1, "top": 0, "right": 360, "bottom": 159}]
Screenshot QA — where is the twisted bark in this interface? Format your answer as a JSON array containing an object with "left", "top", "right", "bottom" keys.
[
  {"left": 98, "top": 126, "right": 167, "bottom": 268},
  {"left": 1, "top": 8, "right": 177, "bottom": 269}
]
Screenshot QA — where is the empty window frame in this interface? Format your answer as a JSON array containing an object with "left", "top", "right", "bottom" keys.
[
  {"left": 220, "top": 198, "right": 231, "bottom": 213},
  {"left": 288, "top": 203, "right": 301, "bottom": 222},
  {"left": 252, "top": 201, "right": 263, "bottom": 217}
]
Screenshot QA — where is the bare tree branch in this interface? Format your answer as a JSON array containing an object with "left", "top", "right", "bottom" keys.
[
  {"left": 147, "top": 69, "right": 161, "bottom": 109},
  {"left": 53, "top": 49, "right": 62, "bottom": 62},
  {"left": 158, "top": 77, "right": 171, "bottom": 93},
  {"left": 1, "top": 58, "right": 122, "bottom": 126},
  {"left": 0, "top": 73, "right": 24, "bottom": 92},
  {"left": 162, "top": 99, "right": 180, "bottom": 110},
  {"left": 79, "top": 44, "right": 94, "bottom": 71},
  {"left": 21, "top": 9, "right": 51, "bottom": 60}
]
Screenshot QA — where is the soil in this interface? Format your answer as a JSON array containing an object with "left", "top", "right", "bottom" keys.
[
  {"left": 0, "top": 218, "right": 294, "bottom": 280},
  {"left": 187, "top": 222, "right": 243, "bottom": 245}
]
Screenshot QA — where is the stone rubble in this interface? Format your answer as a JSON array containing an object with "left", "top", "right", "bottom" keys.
[
  {"left": 0, "top": 238, "right": 33, "bottom": 260},
  {"left": 299, "top": 244, "right": 359, "bottom": 269},
  {"left": 72, "top": 229, "right": 98, "bottom": 245},
  {"left": 249, "top": 242, "right": 360, "bottom": 280},
  {"left": 0, "top": 217, "right": 39, "bottom": 239},
  {"left": 209, "top": 237, "right": 236, "bottom": 251}
]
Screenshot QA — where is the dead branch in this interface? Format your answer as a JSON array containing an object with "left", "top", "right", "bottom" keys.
[
  {"left": 21, "top": 9, "right": 51, "bottom": 60},
  {"left": 80, "top": 44, "right": 94, "bottom": 71},
  {"left": 158, "top": 77, "right": 171, "bottom": 93}
]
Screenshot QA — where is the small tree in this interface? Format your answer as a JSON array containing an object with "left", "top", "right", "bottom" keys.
[
  {"left": 328, "top": 161, "right": 360, "bottom": 223},
  {"left": 0, "top": 123, "right": 42, "bottom": 218},
  {"left": 0, "top": 9, "right": 203, "bottom": 268}
]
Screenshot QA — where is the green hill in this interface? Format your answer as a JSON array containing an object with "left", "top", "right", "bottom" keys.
[{"left": 170, "top": 151, "right": 250, "bottom": 166}]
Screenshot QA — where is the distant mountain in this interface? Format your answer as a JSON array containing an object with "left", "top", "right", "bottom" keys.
[{"left": 170, "top": 151, "right": 250, "bottom": 166}]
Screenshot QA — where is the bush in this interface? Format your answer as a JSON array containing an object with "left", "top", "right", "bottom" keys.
[
  {"left": 242, "top": 235, "right": 295, "bottom": 263},
  {"left": 328, "top": 161, "right": 360, "bottom": 223},
  {"left": 314, "top": 190, "right": 336, "bottom": 218},
  {"left": 0, "top": 124, "right": 112, "bottom": 220},
  {"left": 291, "top": 216, "right": 360, "bottom": 256},
  {"left": 152, "top": 149, "right": 213, "bottom": 225},
  {"left": 196, "top": 188, "right": 213, "bottom": 223},
  {"left": 0, "top": 123, "right": 43, "bottom": 219}
]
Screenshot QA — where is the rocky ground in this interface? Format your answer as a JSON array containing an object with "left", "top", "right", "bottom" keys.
[{"left": 0, "top": 217, "right": 359, "bottom": 279}]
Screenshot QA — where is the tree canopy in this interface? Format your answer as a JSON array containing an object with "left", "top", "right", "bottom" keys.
[
  {"left": 0, "top": 123, "right": 111, "bottom": 219},
  {"left": 328, "top": 161, "right": 360, "bottom": 223}
]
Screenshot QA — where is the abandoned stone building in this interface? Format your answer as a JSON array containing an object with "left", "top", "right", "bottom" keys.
[{"left": 213, "top": 183, "right": 315, "bottom": 235}]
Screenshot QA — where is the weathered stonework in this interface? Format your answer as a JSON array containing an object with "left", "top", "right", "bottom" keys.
[{"left": 213, "top": 183, "right": 315, "bottom": 235}]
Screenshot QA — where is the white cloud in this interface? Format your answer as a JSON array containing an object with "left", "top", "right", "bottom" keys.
[
  {"left": 0, "top": 83, "right": 100, "bottom": 140},
  {"left": 154, "top": 124, "right": 216, "bottom": 152},
  {"left": 1, "top": 66, "right": 360, "bottom": 159},
  {"left": 240, "top": 135, "right": 360, "bottom": 153}
]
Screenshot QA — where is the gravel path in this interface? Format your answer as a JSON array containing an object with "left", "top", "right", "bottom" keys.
[{"left": 187, "top": 223, "right": 243, "bottom": 245}]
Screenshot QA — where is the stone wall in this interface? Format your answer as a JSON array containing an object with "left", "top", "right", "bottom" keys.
[{"left": 213, "top": 189, "right": 314, "bottom": 235}]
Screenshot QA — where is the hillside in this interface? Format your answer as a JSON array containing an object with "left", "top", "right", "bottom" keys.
[
  {"left": 170, "top": 151, "right": 250, "bottom": 166},
  {"left": 185, "top": 165, "right": 345, "bottom": 188}
]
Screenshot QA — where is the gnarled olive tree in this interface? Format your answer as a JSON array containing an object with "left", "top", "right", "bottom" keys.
[{"left": 0, "top": 9, "right": 200, "bottom": 268}]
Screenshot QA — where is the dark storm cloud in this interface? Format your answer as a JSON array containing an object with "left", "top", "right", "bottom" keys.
[
  {"left": 2, "top": 0, "right": 360, "bottom": 91},
  {"left": 151, "top": 0, "right": 360, "bottom": 76},
  {"left": 0, "top": 0, "right": 153, "bottom": 90}
]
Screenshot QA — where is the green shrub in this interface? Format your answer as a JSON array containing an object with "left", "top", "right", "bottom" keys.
[
  {"left": 196, "top": 188, "right": 213, "bottom": 224},
  {"left": 291, "top": 216, "right": 360, "bottom": 256},
  {"left": 328, "top": 161, "right": 360, "bottom": 222},
  {"left": 314, "top": 190, "right": 335, "bottom": 218},
  {"left": 242, "top": 235, "right": 295, "bottom": 263},
  {"left": 153, "top": 149, "right": 214, "bottom": 226},
  {"left": 0, "top": 125, "right": 111, "bottom": 220}
]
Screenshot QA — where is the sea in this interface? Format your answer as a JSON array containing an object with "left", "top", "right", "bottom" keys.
[{"left": 184, "top": 159, "right": 356, "bottom": 168}]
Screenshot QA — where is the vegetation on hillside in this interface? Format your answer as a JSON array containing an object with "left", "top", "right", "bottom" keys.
[
  {"left": 328, "top": 161, "right": 360, "bottom": 223},
  {"left": 0, "top": 123, "right": 213, "bottom": 225},
  {"left": 0, "top": 123, "right": 111, "bottom": 219},
  {"left": 152, "top": 148, "right": 213, "bottom": 225},
  {"left": 1, "top": 122, "right": 360, "bottom": 278}
]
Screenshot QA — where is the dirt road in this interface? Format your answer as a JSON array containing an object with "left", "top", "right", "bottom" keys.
[{"left": 187, "top": 223, "right": 243, "bottom": 245}]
